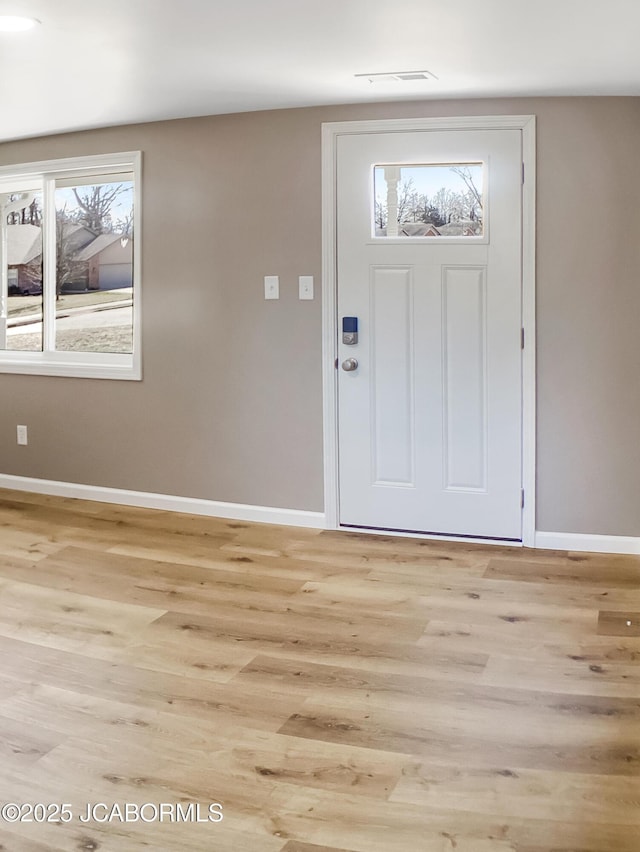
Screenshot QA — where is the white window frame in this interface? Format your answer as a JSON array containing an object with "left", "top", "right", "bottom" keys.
[{"left": 0, "top": 151, "right": 142, "bottom": 380}]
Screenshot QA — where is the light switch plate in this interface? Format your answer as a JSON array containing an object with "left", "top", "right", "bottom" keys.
[
  {"left": 299, "top": 275, "right": 314, "bottom": 300},
  {"left": 264, "top": 276, "right": 279, "bottom": 300}
]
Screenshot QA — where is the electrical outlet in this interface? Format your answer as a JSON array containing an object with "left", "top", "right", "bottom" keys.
[{"left": 17, "top": 425, "right": 28, "bottom": 445}]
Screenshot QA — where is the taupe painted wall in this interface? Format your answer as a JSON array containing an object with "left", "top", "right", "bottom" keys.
[{"left": 1, "top": 97, "right": 639, "bottom": 535}]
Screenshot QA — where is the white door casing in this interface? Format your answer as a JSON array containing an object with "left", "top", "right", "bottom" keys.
[{"left": 321, "top": 116, "right": 536, "bottom": 545}]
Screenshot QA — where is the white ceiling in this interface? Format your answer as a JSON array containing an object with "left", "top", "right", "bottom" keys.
[{"left": 1, "top": 0, "right": 638, "bottom": 142}]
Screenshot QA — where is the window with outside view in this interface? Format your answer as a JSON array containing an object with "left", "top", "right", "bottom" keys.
[
  {"left": 0, "top": 152, "right": 140, "bottom": 379},
  {"left": 373, "top": 163, "right": 484, "bottom": 238},
  {"left": 4, "top": 189, "right": 43, "bottom": 352}
]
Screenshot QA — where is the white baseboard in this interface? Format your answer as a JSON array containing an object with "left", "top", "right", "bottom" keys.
[
  {"left": 0, "top": 474, "right": 326, "bottom": 530},
  {"left": 1, "top": 474, "right": 637, "bottom": 553},
  {"left": 535, "top": 530, "right": 640, "bottom": 555}
]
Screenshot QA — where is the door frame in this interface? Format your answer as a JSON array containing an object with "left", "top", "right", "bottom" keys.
[{"left": 321, "top": 115, "right": 537, "bottom": 546}]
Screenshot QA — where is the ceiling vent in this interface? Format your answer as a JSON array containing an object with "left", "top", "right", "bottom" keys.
[{"left": 355, "top": 70, "right": 438, "bottom": 83}]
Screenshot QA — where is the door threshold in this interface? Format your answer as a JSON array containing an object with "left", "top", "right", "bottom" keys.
[{"left": 338, "top": 523, "right": 522, "bottom": 547}]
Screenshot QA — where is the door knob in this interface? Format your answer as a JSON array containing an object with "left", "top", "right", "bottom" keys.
[{"left": 341, "top": 358, "right": 359, "bottom": 372}]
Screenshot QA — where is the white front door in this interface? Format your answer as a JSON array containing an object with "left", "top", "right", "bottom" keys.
[{"left": 336, "top": 128, "right": 523, "bottom": 539}]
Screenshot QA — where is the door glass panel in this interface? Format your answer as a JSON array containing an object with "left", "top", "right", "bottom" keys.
[
  {"left": 4, "top": 190, "right": 43, "bottom": 352},
  {"left": 373, "top": 163, "right": 484, "bottom": 237}
]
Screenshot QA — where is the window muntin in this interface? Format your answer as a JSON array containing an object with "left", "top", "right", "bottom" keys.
[
  {"left": 373, "top": 163, "right": 484, "bottom": 238},
  {"left": 0, "top": 152, "right": 141, "bottom": 379}
]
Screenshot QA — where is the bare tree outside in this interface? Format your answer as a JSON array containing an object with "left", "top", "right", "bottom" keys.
[
  {"left": 395, "top": 178, "right": 415, "bottom": 223},
  {"left": 6, "top": 193, "right": 42, "bottom": 226},
  {"left": 450, "top": 165, "right": 483, "bottom": 213},
  {"left": 71, "top": 184, "right": 127, "bottom": 234},
  {"left": 374, "top": 164, "right": 484, "bottom": 235},
  {"left": 55, "top": 207, "right": 75, "bottom": 298},
  {"left": 114, "top": 209, "right": 134, "bottom": 239}
]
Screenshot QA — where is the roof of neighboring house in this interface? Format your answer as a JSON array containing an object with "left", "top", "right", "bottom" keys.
[
  {"left": 375, "top": 219, "right": 482, "bottom": 238},
  {"left": 7, "top": 226, "right": 128, "bottom": 268},
  {"left": 403, "top": 222, "right": 442, "bottom": 236},
  {"left": 375, "top": 222, "right": 442, "bottom": 237},
  {"left": 438, "top": 220, "right": 481, "bottom": 236},
  {"left": 7, "top": 224, "right": 42, "bottom": 266},
  {"left": 60, "top": 223, "right": 99, "bottom": 252},
  {"left": 73, "top": 233, "right": 123, "bottom": 261}
]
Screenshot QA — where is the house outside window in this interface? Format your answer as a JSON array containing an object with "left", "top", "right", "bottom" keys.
[{"left": 0, "top": 152, "right": 141, "bottom": 379}]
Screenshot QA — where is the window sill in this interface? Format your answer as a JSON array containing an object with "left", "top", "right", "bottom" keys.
[{"left": 0, "top": 351, "right": 140, "bottom": 380}]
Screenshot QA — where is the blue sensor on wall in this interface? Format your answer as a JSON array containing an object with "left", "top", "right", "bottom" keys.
[{"left": 342, "top": 316, "right": 358, "bottom": 345}]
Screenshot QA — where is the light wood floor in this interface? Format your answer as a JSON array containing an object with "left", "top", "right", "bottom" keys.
[{"left": 0, "top": 489, "right": 639, "bottom": 851}]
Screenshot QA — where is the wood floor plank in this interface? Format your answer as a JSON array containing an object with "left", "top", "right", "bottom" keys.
[
  {"left": 0, "top": 574, "right": 165, "bottom": 656},
  {"left": 2, "top": 739, "right": 281, "bottom": 850},
  {"left": 0, "top": 828, "right": 65, "bottom": 852},
  {"left": 485, "top": 554, "right": 640, "bottom": 586},
  {"left": 108, "top": 540, "right": 371, "bottom": 582},
  {"left": 370, "top": 566, "right": 640, "bottom": 608},
  {"left": 282, "top": 843, "right": 355, "bottom": 852},
  {"left": 145, "top": 610, "right": 482, "bottom": 682},
  {"left": 0, "top": 815, "right": 280, "bottom": 852},
  {"left": 276, "top": 532, "right": 495, "bottom": 575},
  {"left": 235, "top": 653, "right": 490, "bottom": 700},
  {"left": 389, "top": 761, "right": 640, "bottom": 825},
  {"left": 420, "top": 617, "right": 640, "bottom": 658},
  {"left": 297, "top": 577, "right": 599, "bottom": 639},
  {"left": 239, "top": 653, "right": 640, "bottom": 725},
  {"left": 0, "top": 634, "right": 303, "bottom": 731},
  {"left": 0, "top": 683, "right": 413, "bottom": 800},
  {"left": 10, "top": 544, "right": 305, "bottom": 613},
  {"left": 0, "top": 523, "right": 65, "bottom": 562},
  {"left": 278, "top": 698, "right": 640, "bottom": 776},
  {"left": 0, "top": 713, "right": 62, "bottom": 771},
  {"left": 0, "top": 488, "right": 639, "bottom": 850},
  {"left": 235, "top": 785, "right": 534, "bottom": 852},
  {"left": 0, "top": 496, "right": 237, "bottom": 556},
  {"left": 598, "top": 609, "right": 640, "bottom": 636},
  {"left": 483, "top": 653, "right": 640, "bottom": 698}
]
